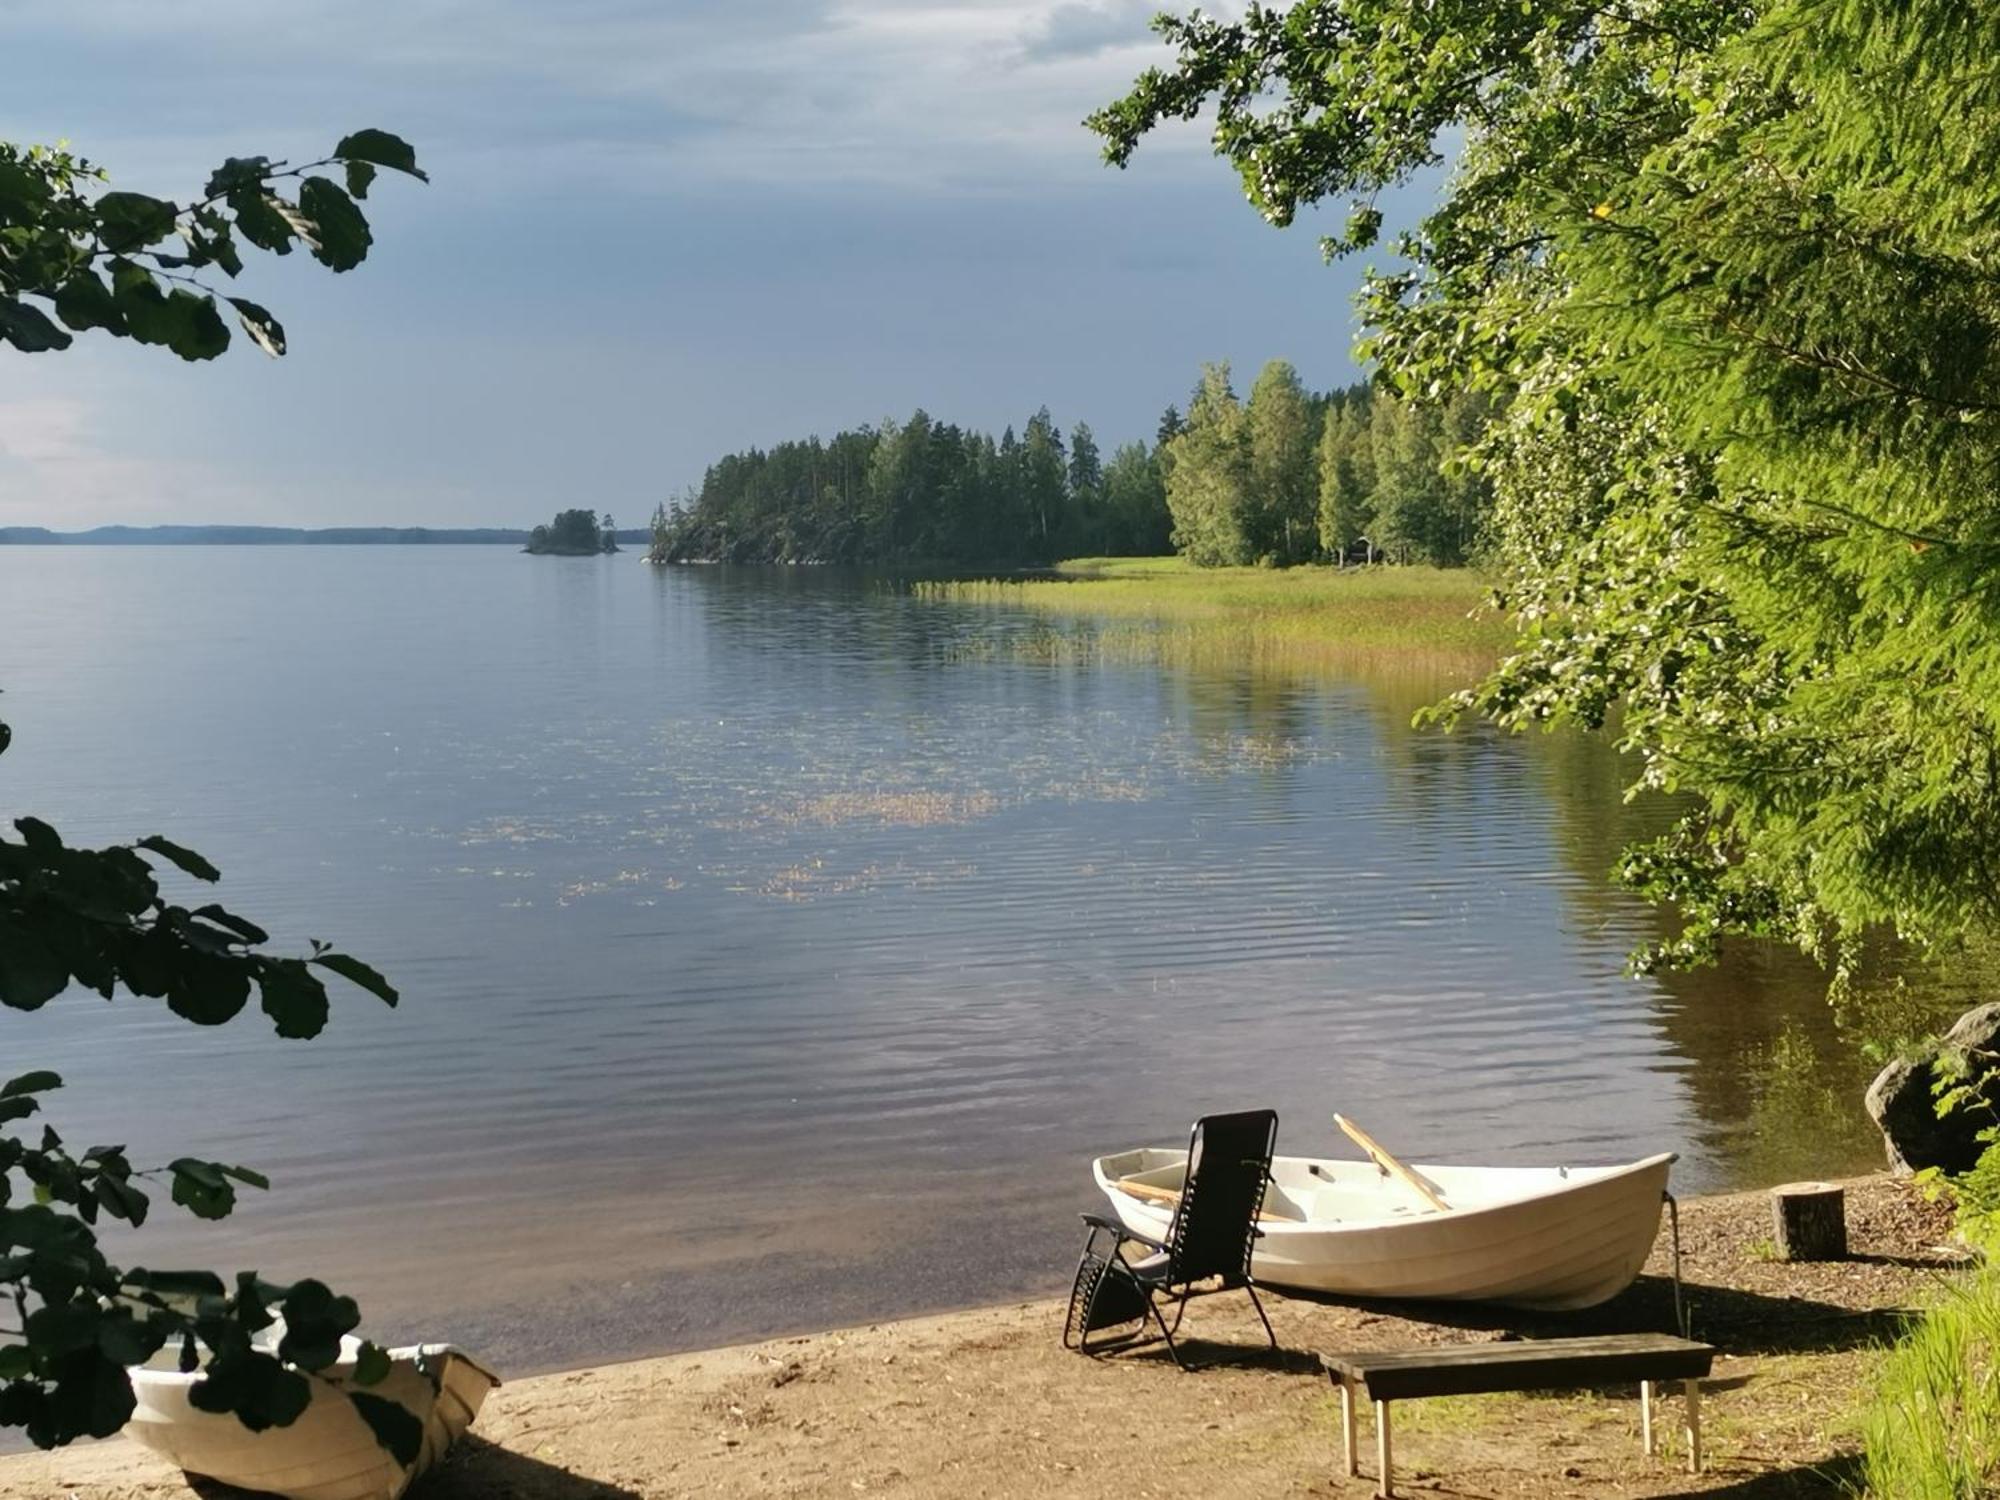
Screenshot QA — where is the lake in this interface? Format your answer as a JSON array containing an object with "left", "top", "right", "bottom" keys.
[{"left": 0, "top": 546, "right": 1946, "bottom": 1373}]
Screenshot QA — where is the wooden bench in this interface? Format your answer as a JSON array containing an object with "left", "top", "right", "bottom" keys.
[{"left": 1319, "top": 1334, "right": 1717, "bottom": 1498}]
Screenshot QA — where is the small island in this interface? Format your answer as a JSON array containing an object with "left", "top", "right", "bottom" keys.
[{"left": 525, "top": 508, "right": 620, "bottom": 556}]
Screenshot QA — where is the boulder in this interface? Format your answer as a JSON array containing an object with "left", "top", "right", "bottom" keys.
[{"left": 1865, "top": 1002, "right": 2000, "bottom": 1175}]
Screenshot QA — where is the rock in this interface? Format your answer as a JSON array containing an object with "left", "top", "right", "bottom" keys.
[{"left": 1866, "top": 1002, "right": 2000, "bottom": 1174}]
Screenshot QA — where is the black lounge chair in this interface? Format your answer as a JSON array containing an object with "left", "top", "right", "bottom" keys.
[{"left": 1062, "top": 1108, "right": 1281, "bottom": 1370}]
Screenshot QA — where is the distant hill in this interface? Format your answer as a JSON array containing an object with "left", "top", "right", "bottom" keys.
[{"left": 0, "top": 526, "right": 652, "bottom": 546}]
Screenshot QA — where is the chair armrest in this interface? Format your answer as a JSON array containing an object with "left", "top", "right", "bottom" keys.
[{"left": 1079, "top": 1212, "right": 1169, "bottom": 1254}]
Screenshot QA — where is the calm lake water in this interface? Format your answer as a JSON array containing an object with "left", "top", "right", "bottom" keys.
[{"left": 0, "top": 547, "right": 1957, "bottom": 1373}]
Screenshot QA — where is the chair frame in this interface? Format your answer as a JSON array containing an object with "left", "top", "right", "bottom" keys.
[{"left": 1062, "top": 1109, "right": 1280, "bottom": 1370}]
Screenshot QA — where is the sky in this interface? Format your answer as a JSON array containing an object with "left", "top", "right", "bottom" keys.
[{"left": 0, "top": 1, "right": 1413, "bottom": 529}]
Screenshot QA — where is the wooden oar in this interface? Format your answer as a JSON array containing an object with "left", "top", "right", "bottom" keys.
[
  {"left": 1113, "top": 1177, "right": 1288, "bottom": 1225},
  {"left": 1334, "top": 1113, "right": 1451, "bottom": 1213}
]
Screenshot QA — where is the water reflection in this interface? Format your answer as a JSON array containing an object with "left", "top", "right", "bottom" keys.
[{"left": 0, "top": 550, "right": 1952, "bottom": 1379}]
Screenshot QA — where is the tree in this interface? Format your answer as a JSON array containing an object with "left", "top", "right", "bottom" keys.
[
  {"left": 1095, "top": 0, "right": 2000, "bottom": 981},
  {"left": 1163, "top": 363, "right": 1254, "bottom": 566},
  {"left": 0, "top": 130, "right": 425, "bottom": 1455},
  {"left": 1245, "top": 359, "right": 1319, "bottom": 564},
  {"left": 1020, "top": 407, "right": 1069, "bottom": 552},
  {"left": 1102, "top": 441, "right": 1172, "bottom": 556},
  {"left": 525, "top": 508, "right": 610, "bottom": 556},
  {"left": 1316, "top": 393, "right": 1376, "bottom": 564}
]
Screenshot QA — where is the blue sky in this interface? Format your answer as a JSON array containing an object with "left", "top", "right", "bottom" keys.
[{"left": 0, "top": 1, "right": 1405, "bottom": 528}]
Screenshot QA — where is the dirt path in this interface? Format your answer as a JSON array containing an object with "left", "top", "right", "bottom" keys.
[{"left": 1, "top": 1176, "right": 1957, "bottom": 1499}]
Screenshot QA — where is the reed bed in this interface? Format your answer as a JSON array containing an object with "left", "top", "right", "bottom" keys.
[{"left": 920, "top": 559, "right": 1507, "bottom": 682}]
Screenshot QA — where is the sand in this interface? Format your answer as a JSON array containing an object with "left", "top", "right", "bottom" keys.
[{"left": 0, "top": 1175, "right": 1958, "bottom": 1499}]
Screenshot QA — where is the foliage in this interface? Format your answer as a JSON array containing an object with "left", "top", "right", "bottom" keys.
[
  {"left": 1, "top": 131, "right": 423, "bottom": 360},
  {"left": 649, "top": 408, "right": 1172, "bottom": 567},
  {"left": 1315, "top": 388, "right": 1375, "bottom": 562},
  {"left": 1094, "top": 0, "right": 2000, "bottom": 978},
  {"left": 1860, "top": 1267, "right": 2000, "bottom": 1499},
  {"left": 1, "top": 129, "right": 422, "bottom": 1455},
  {"left": 527, "top": 508, "right": 618, "bottom": 556},
  {"left": 1163, "top": 364, "right": 1255, "bottom": 566},
  {"left": 1244, "top": 360, "right": 1319, "bottom": 564}
]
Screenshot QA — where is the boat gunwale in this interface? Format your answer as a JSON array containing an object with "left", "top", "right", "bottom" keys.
[{"left": 1092, "top": 1149, "right": 1677, "bottom": 1236}]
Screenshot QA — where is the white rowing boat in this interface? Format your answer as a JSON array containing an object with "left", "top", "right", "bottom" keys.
[
  {"left": 124, "top": 1336, "right": 499, "bottom": 1500},
  {"left": 1093, "top": 1144, "right": 1675, "bottom": 1310}
]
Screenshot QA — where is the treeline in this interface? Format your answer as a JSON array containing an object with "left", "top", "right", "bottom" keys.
[
  {"left": 650, "top": 361, "right": 1490, "bottom": 568},
  {"left": 1167, "top": 362, "right": 1491, "bottom": 568},
  {"left": 650, "top": 410, "right": 1172, "bottom": 566}
]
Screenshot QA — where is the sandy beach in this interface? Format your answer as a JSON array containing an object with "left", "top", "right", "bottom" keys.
[{"left": 0, "top": 1175, "right": 1954, "bottom": 1500}]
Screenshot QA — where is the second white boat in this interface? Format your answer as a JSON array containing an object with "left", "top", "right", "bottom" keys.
[{"left": 1094, "top": 1147, "right": 1675, "bottom": 1310}]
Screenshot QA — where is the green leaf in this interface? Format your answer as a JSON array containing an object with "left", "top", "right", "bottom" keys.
[
  {"left": 123, "top": 1268, "right": 227, "bottom": 1300},
  {"left": 352, "top": 1390, "right": 424, "bottom": 1467},
  {"left": 0, "top": 1071, "right": 62, "bottom": 1100},
  {"left": 47, "top": 1348, "right": 138, "bottom": 1440},
  {"left": 352, "top": 1341, "right": 392, "bottom": 1387},
  {"left": 259, "top": 961, "right": 329, "bottom": 1039},
  {"left": 274, "top": 1280, "right": 359, "bottom": 1370},
  {"left": 136, "top": 836, "right": 222, "bottom": 883},
  {"left": 167, "top": 295, "right": 231, "bottom": 362},
  {"left": 53, "top": 274, "right": 124, "bottom": 335},
  {"left": 192, "top": 904, "right": 269, "bottom": 946},
  {"left": 344, "top": 159, "right": 378, "bottom": 200},
  {"left": 25, "top": 1305, "right": 100, "bottom": 1359},
  {"left": 165, "top": 956, "right": 251, "bottom": 1026},
  {"left": 226, "top": 188, "right": 296, "bottom": 254},
  {"left": 189, "top": 1349, "right": 310, "bottom": 1430},
  {"left": 93, "top": 1174, "right": 149, "bottom": 1226},
  {"left": 333, "top": 129, "right": 427, "bottom": 182},
  {"left": 0, "top": 162, "right": 52, "bottom": 208},
  {"left": 219, "top": 1163, "right": 271, "bottom": 1191},
  {"left": 227, "top": 298, "right": 287, "bottom": 358},
  {"left": 168, "top": 1159, "right": 237, "bottom": 1219},
  {"left": 94, "top": 191, "right": 178, "bottom": 253},
  {"left": 0, "top": 920, "right": 69, "bottom": 1010},
  {"left": 0, "top": 298, "right": 75, "bottom": 354},
  {"left": 204, "top": 156, "right": 275, "bottom": 198},
  {"left": 310, "top": 952, "right": 398, "bottom": 1006},
  {"left": 297, "top": 177, "right": 372, "bottom": 272},
  {"left": 14, "top": 816, "right": 61, "bottom": 851}
]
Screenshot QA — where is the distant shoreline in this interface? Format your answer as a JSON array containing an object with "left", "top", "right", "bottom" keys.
[{"left": 0, "top": 525, "right": 652, "bottom": 547}]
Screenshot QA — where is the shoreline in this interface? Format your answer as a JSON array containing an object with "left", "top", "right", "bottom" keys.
[{"left": 0, "top": 1172, "right": 1957, "bottom": 1498}]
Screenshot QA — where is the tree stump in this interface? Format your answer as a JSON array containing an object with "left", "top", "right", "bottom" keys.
[{"left": 1770, "top": 1182, "right": 1847, "bottom": 1261}]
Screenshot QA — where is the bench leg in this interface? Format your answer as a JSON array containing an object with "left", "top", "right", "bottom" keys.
[
  {"left": 1340, "top": 1379, "right": 1358, "bottom": 1477},
  {"left": 1641, "top": 1379, "right": 1655, "bottom": 1456},
  {"left": 1375, "top": 1400, "right": 1394, "bottom": 1499},
  {"left": 1685, "top": 1379, "right": 1703, "bottom": 1474}
]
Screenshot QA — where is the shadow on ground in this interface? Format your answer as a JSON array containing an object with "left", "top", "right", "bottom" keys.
[
  {"left": 191, "top": 1437, "right": 643, "bottom": 1500},
  {"left": 1654, "top": 1452, "right": 1864, "bottom": 1497},
  {"left": 1278, "top": 1272, "right": 1911, "bottom": 1358}
]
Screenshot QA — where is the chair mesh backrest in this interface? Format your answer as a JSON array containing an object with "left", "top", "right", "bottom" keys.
[{"left": 1165, "top": 1109, "right": 1278, "bottom": 1285}]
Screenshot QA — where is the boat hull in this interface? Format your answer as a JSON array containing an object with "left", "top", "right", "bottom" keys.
[
  {"left": 1093, "top": 1149, "right": 1674, "bottom": 1311},
  {"left": 125, "top": 1341, "right": 499, "bottom": 1500}
]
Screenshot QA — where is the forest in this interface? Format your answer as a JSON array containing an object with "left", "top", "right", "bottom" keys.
[{"left": 648, "top": 361, "right": 1489, "bottom": 569}]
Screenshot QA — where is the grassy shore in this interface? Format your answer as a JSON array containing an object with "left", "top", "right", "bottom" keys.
[
  {"left": 920, "top": 558, "right": 1508, "bottom": 682},
  {"left": 4, "top": 1176, "right": 1956, "bottom": 1499}
]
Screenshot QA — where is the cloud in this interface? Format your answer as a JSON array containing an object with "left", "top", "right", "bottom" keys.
[
  {"left": 1019, "top": 1, "right": 1160, "bottom": 63},
  {"left": 2, "top": 1, "right": 1195, "bottom": 194}
]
